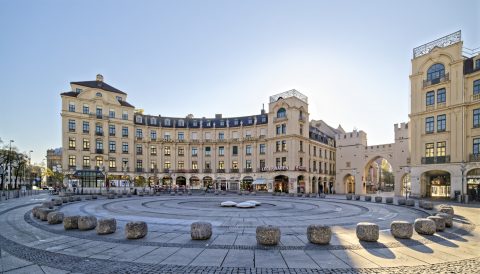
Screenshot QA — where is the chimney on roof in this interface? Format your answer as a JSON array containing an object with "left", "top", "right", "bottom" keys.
[{"left": 96, "top": 74, "right": 104, "bottom": 82}]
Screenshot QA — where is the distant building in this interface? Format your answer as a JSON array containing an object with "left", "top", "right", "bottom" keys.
[{"left": 46, "top": 148, "right": 62, "bottom": 184}]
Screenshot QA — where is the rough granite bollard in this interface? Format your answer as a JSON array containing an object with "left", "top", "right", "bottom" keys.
[
  {"left": 307, "top": 225, "right": 331, "bottom": 245},
  {"left": 96, "top": 218, "right": 117, "bottom": 235},
  {"left": 364, "top": 196, "right": 372, "bottom": 202},
  {"left": 436, "top": 213, "right": 453, "bottom": 227},
  {"left": 85, "top": 195, "right": 92, "bottom": 200},
  {"left": 64, "top": 216, "right": 79, "bottom": 230},
  {"left": 405, "top": 199, "right": 415, "bottom": 206},
  {"left": 440, "top": 206, "right": 454, "bottom": 215},
  {"left": 256, "top": 225, "right": 281, "bottom": 245},
  {"left": 319, "top": 194, "right": 326, "bottom": 198},
  {"left": 418, "top": 200, "right": 424, "bottom": 208},
  {"left": 346, "top": 194, "right": 352, "bottom": 200},
  {"left": 42, "top": 201, "right": 54, "bottom": 209},
  {"left": 390, "top": 221, "right": 413, "bottom": 239},
  {"left": 397, "top": 198, "right": 406, "bottom": 205},
  {"left": 38, "top": 209, "right": 55, "bottom": 221},
  {"left": 422, "top": 201, "right": 433, "bottom": 210},
  {"left": 62, "top": 197, "right": 68, "bottom": 203},
  {"left": 107, "top": 194, "right": 115, "bottom": 199},
  {"left": 92, "top": 195, "right": 97, "bottom": 199},
  {"left": 75, "top": 196, "right": 81, "bottom": 201},
  {"left": 354, "top": 195, "right": 360, "bottom": 200},
  {"left": 386, "top": 197, "right": 393, "bottom": 204},
  {"left": 374, "top": 197, "right": 382, "bottom": 203},
  {"left": 356, "top": 222, "right": 379, "bottom": 242},
  {"left": 47, "top": 212, "right": 64, "bottom": 224},
  {"left": 78, "top": 216, "right": 97, "bottom": 230},
  {"left": 126, "top": 221, "right": 148, "bottom": 239},
  {"left": 414, "top": 218, "right": 436, "bottom": 235},
  {"left": 32, "top": 206, "right": 43, "bottom": 218},
  {"left": 191, "top": 222, "right": 213, "bottom": 240},
  {"left": 68, "top": 196, "right": 75, "bottom": 202},
  {"left": 427, "top": 216, "right": 446, "bottom": 231},
  {"left": 53, "top": 199, "right": 63, "bottom": 206}
]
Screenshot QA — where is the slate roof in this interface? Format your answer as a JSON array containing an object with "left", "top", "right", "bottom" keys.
[
  {"left": 60, "top": 91, "right": 79, "bottom": 97},
  {"left": 70, "top": 80, "right": 127, "bottom": 95}
]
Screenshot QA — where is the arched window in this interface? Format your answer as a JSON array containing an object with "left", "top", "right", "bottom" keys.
[
  {"left": 277, "top": 108, "right": 286, "bottom": 118},
  {"left": 96, "top": 92, "right": 102, "bottom": 97},
  {"left": 427, "top": 63, "right": 445, "bottom": 81}
]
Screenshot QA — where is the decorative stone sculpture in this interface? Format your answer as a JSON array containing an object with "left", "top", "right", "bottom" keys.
[
  {"left": 439, "top": 206, "right": 454, "bottom": 215},
  {"left": 125, "top": 221, "right": 148, "bottom": 239},
  {"left": 414, "top": 218, "right": 436, "bottom": 235},
  {"left": 191, "top": 222, "right": 212, "bottom": 240},
  {"left": 96, "top": 218, "right": 117, "bottom": 235},
  {"left": 47, "top": 212, "right": 64, "bottom": 224},
  {"left": 32, "top": 206, "right": 43, "bottom": 218},
  {"left": 53, "top": 199, "right": 63, "bottom": 206},
  {"left": 64, "top": 216, "right": 79, "bottom": 230},
  {"left": 256, "top": 225, "right": 281, "bottom": 245},
  {"left": 356, "top": 222, "right": 379, "bottom": 242},
  {"left": 427, "top": 216, "right": 445, "bottom": 231},
  {"left": 307, "top": 225, "right": 331, "bottom": 245},
  {"left": 390, "top": 221, "right": 413, "bottom": 239},
  {"left": 78, "top": 216, "right": 97, "bottom": 230}
]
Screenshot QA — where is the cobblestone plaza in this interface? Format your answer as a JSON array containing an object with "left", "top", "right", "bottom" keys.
[{"left": 0, "top": 192, "right": 479, "bottom": 273}]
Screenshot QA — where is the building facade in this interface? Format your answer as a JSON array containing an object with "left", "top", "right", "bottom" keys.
[
  {"left": 409, "top": 31, "right": 480, "bottom": 200},
  {"left": 61, "top": 76, "right": 338, "bottom": 193}
]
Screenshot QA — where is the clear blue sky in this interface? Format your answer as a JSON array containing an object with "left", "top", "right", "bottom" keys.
[{"left": 0, "top": 0, "right": 478, "bottom": 164}]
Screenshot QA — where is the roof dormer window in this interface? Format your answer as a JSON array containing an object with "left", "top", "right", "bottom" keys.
[
  {"left": 96, "top": 92, "right": 102, "bottom": 97},
  {"left": 116, "top": 96, "right": 123, "bottom": 101},
  {"left": 75, "top": 88, "right": 82, "bottom": 93},
  {"left": 135, "top": 116, "right": 143, "bottom": 123}
]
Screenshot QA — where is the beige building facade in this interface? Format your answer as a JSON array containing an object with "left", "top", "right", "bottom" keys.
[
  {"left": 409, "top": 31, "right": 480, "bottom": 200},
  {"left": 61, "top": 77, "right": 338, "bottom": 193}
]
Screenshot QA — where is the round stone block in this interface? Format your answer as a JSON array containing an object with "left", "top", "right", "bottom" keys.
[
  {"left": 85, "top": 195, "right": 92, "bottom": 200},
  {"left": 221, "top": 191, "right": 227, "bottom": 195},
  {"left": 42, "top": 201, "right": 54, "bottom": 209},
  {"left": 436, "top": 213, "right": 453, "bottom": 228},
  {"left": 356, "top": 222, "right": 379, "bottom": 242},
  {"left": 32, "top": 206, "right": 43, "bottom": 218},
  {"left": 117, "top": 194, "right": 123, "bottom": 198},
  {"left": 390, "top": 221, "right": 413, "bottom": 239},
  {"left": 405, "top": 199, "right": 415, "bottom": 206},
  {"left": 53, "top": 199, "right": 63, "bottom": 206},
  {"left": 427, "top": 216, "right": 446, "bottom": 231},
  {"left": 307, "top": 225, "right": 331, "bottom": 245},
  {"left": 169, "top": 192, "right": 175, "bottom": 196},
  {"left": 107, "top": 194, "right": 115, "bottom": 199},
  {"left": 414, "top": 218, "right": 436, "bottom": 235},
  {"left": 96, "top": 218, "right": 117, "bottom": 235},
  {"left": 256, "top": 225, "right": 281, "bottom": 245},
  {"left": 386, "top": 197, "right": 393, "bottom": 204},
  {"left": 78, "top": 216, "right": 97, "bottom": 231},
  {"left": 422, "top": 201, "right": 433, "bottom": 210},
  {"left": 191, "top": 222, "right": 212, "bottom": 240},
  {"left": 47, "top": 212, "right": 64, "bottom": 224},
  {"left": 289, "top": 193, "right": 294, "bottom": 197},
  {"left": 127, "top": 194, "right": 132, "bottom": 197},
  {"left": 68, "top": 196, "right": 75, "bottom": 202},
  {"left": 354, "top": 195, "right": 360, "bottom": 200},
  {"left": 38, "top": 208, "right": 55, "bottom": 221},
  {"left": 75, "top": 196, "right": 81, "bottom": 201},
  {"left": 220, "top": 201, "right": 237, "bottom": 207},
  {"left": 375, "top": 197, "right": 382, "bottom": 203},
  {"left": 346, "top": 194, "right": 352, "bottom": 200},
  {"left": 92, "top": 195, "right": 97, "bottom": 199},
  {"left": 245, "top": 200, "right": 261, "bottom": 206},
  {"left": 64, "top": 216, "right": 79, "bottom": 230},
  {"left": 397, "top": 198, "right": 406, "bottom": 205},
  {"left": 440, "top": 206, "right": 454, "bottom": 215},
  {"left": 236, "top": 202, "right": 255, "bottom": 208},
  {"left": 319, "top": 194, "right": 326, "bottom": 198},
  {"left": 62, "top": 197, "right": 68, "bottom": 203},
  {"left": 418, "top": 200, "right": 424, "bottom": 208},
  {"left": 364, "top": 196, "right": 372, "bottom": 202},
  {"left": 125, "top": 221, "right": 148, "bottom": 239}
]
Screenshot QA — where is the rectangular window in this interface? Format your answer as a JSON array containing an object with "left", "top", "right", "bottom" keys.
[
  {"left": 122, "top": 142, "right": 128, "bottom": 153},
  {"left": 474, "top": 80, "right": 480, "bottom": 95},
  {"left": 205, "top": 132, "right": 211, "bottom": 140},
  {"left": 122, "top": 127, "right": 128, "bottom": 137},
  {"left": 68, "top": 155, "right": 76, "bottom": 167},
  {"left": 276, "top": 125, "right": 281, "bottom": 135},
  {"left": 474, "top": 109, "right": 480, "bottom": 128},
  {"left": 164, "top": 132, "right": 171, "bottom": 140},
  {"left": 276, "top": 158, "right": 281, "bottom": 167},
  {"left": 136, "top": 128, "right": 143, "bottom": 138},
  {"left": 68, "top": 119, "right": 76, "bottom": 132},
  {"left": 313, "top": 147, "right": 317, "bottom": 156},
  {"left": 150, "top": 145, "right": 157, "bottom": 155},
  {"left": 281, "top": 124, "right": 286, "bottom": 134},
  {"left": 245, "top": 130, "right": 252, "bottom": 138},
  {"left": 109, "top": 158, "right": 116, "bottom": 168},
  {"left": 178, "top": 161, "right": 184, "bottom": 169},
  {"left": 83, "top": 156, "right": 90, "bottom": 167},
  {"left": 260, "top": 159, "right": 265, "bottom": 169},
  {"left": 109, "top": 141, "right": 116, "bottom": 152},
  {"left": 164, "top": 146, "right": 171, "bottom": 156},
  {"left": 246, "top": 145, "right": 252, "bottom": 155},
  {"left": 281, "top": 140, "right": 287, "bottom": 151},
  {"left": 178, "top": 147, "right": 185, "bottom": 156},
  {"left": 122, "top": 111, "right": 128, "bottom": 120},
  {"left": 426, "top": 91, "right": 435, "bottom": 106},
  {"left": 218, "top": 161, "right": 224, "bottom": 169},
  {"left": 178, "top": 132, "right": 184, "bottom": 140},
  {"left": 232, "top": 146, "right": 238, "bottom": 156},
  {"left": 299, "top": 141, "right": 303, "bottom": 152},
  {"left": 109, "top": 125, "right": 115, "bottom": 136},
  {"left": 282, "top": 157, "right": 287, "bottom": 166},
  {"left": 68, "top": 102, "right": 75, "bottom": 112},
  {"left": 205, "top": 161, "right": 211, "bottom": 169},
  {"left": 96, "top": 107, "right": 102, "bottom": 118},
  {"left": 205, "top": 147, "right": 211, "bottom": 156},
  {"left": 68, "top": 137, "right": 76, "bottom": 149},
  {"left": 164, "top": 161, "right": 171, "bottom": 169},
  {"left": 83, "top": 104, "right": 89, "bottom": 114},
  {"left": 136, "top": 160, "right": 143, "bottom": 169},
  {"left": 96, "top": 140, "right": 103, "bottom": 150},
  {"left": 259, "top": 144, "right": 266, "bottom": 154},
  {"left": 276, "top": 141, "right": 280, "bottom": 152},
  {"left": 192, "top": 132, "right": 198, "bottom": 140},
  {"left": 437, "top": 114, "right": 446, "bottom": 132},
  {"left": 425, "top": 143, "right": 434, "bottom": 157},
  {"left": 437, "top": 141, "right": 446, "bottom": 156},
  {"left": 437, "top": 88, "right": 446, "bottom": 103},
  {"left": 122, "top": 159, "right": 128, "bottom": 169},
  {"left": 218, "top": 132, "right": 224, "bottom": 140},
  {"left": 150, "top": 130, "right": 157, "bottom": 140},
  {"left": 192, "top": 161, "right": 198, "bottom": 170},
  {"left": 219, "top": 146, "right": 225, "bottom": 156},
  {"left": 109, "top": 109, "right": 115, "bottom": 118},
  {"left": 83, "top": 138, "right": 90, "bottom": 150},
  {"left": 474, "top": 138, "right": 480, "bottom": 155},
  {"left": 425, "top": 117, "right": 434, "bottom": 133},
  {"left": 192, "top": 147, "right": 198, "bottom": 156},
  {"left": 246, "top": 160, "right": 252, "bottom": 169}
]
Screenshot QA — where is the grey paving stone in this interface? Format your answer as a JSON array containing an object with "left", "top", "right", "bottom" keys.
[
  {"left": 160, "top": 247, "right": 204, "bottom": 265},
  {"left": 222, "top": 249, "right": 255, "bottom": 268},
  {"left": 281, "top": 250, "right": 319, "bottom": 268},
  {"left": 254, "top": 249, "right": 287, "bottom": 268},
  {"left": 190, "top": 248, "right": 228, "bottom": 266},
  {"left": 306, "top": 249, "right": 351, "bottom": 269},
  {"left": 133, "top": 247, "right": 180, "bottom": 264}
]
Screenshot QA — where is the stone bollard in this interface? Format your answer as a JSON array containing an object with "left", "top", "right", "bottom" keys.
[
  {"left": 38, "top": 209, "right": 55, "bottom": 221},
  {"left": 307, "top": 225, "right": 331, "bottom": 245},
  {"left": 68, "top": 196, "right": 75, "bottom": 203},
  {"left": 289, "top": 193, "right": 294, "bottom": 197},
  {"left": 356, "top": 222, "right": 379, "bottom": 242},
  {"left": 436, "top": 213, "right": 453, "bottom": 228},
  {"left": 75, "top": 196, "right": 81, "bottom": 201},
  {"left": 256, "top": 225, "right": 281, "bottom": 246},
  {"left": 117, "top": 194, "right": 123, "bottom": 198},
  {"left": 191, "top": 222, "right": 213, "bottom": 240},
  {"left": 96, "top": 218, "right": 117, "bottom": 235},
  {"left": 127, "top": 194, "right": 132, "bottom": 197},
  {"left": 64, "top": 216, "right": 80, "bottom": 230},
  {"left": 418, "top": 200, "right": 424, "bottom": 208},
  {"left": 390, "top": 221, "right": 413, "bottom": 239},
  {"left": 422, "top": 201, "right": 433, "bottom": 210},
  {"left": 346, "top": 194, "right": 352, "bottom": 200},
  {"left": 439, "top": 206, "right": 454, "bottom": 215},
  {"left": 62, "top": 197, "right": 68, "bottom": 203},
  {"left": 427, "top": 216, "right": 445, "bottom": 231},
  {"left": 32, "top": 206, "right": 43, "bottom": 218},
  {"left": 397, "top": 198, "right": 406, "bottom": 205},
  {"left": 85, "top": 195, "right": 92, "bottom": 200},
  {"left": 107, "top": 194, "right": 115, "bottom": 199},
  {"left": 42, "top": 201, "right": 54, "bottom": 209},
  {"left": 47, "top": 212, "right": 64, "bottom": 225},
  {"left": 386, "top": 197, "right": 393, "bottom": 204},
  {"left": 405, "top": 199, "right": 415, "bottom": 206},
  {"left": 375, "top": 197, "right": 382, "bottom": 203},
  {"left": 364, "top": 196, "right": 372, "bottom": 202},
  {"left": 319, "top": 193, "right": 326, "bottom": 198},
  {"left": 125, "top": 221, "right": 148, "bottom": 239},
  {"left": 53, "top": 199, "right": 63, "bottom": 206},
  {"left": 170, "top": 192, "right": 175, "bottom": 196},
  {"left": 414, "top": 218, "right": 436, "bottom": 235},
  {"left": 92, "top": 195, "right": 97, "bottom": 199},
  {"left": 78, "top": 216, "right": 97, "bottom": 230},
  {"left": 354, "top": 195, "right": 360, "bottom": 200}
]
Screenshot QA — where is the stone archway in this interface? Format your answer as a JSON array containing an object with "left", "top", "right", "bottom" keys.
[
  {"left": 467, "top": 169, "right": 480, "bottom": 201},
  {"left": 344, "top": 174, "right": 355, "bottom": 194},
  {"left": 189, "top": 176, "right": 200, "bottom": 190},
  {"left": 420, "top": 170, "right": 451, "bottom": 198},
  {"left": 363, "top": 156, "right": 395, "bottom": 194},
  {"left": 274, "top": 175, "right": 289, "bottom": 193}
]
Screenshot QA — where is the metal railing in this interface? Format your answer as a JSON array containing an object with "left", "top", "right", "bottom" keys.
[
  {"left": 423, "top": 73, "right": 449, "bottom": 88},
  {"left": 421, "top": 155, "right": 450, "bottom": 164}
]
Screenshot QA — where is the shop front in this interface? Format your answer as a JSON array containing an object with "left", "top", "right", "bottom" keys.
[{"left": 467, "top": 169, "right": 480, "bottom": 201}]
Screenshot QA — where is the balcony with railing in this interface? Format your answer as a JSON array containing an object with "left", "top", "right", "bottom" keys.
[
  {"left": 95, "top": 131, "right": 104, "bottom": 136},
  {"left": 82, "top": 166, "right": 90, "bottom": 170},
  {"left": 203, "top": 168, "right": 212, "bottom": 173},
  {"left": 163, "top": 168, "right": 171, "bottom": 173},
  {"left": 109, "top": 167, "right": 117, "bottom": 172},
  {"left": 136, "top": 168, "right": 144, "bottom": 173},
  {"left": 230, "top": 168, "right": 239, "bottom": 173},
  {"left": 421, "top": 155, "right": 451, "bottom": 164},
  {"left": 95, "top": 149, "right": 104, "bottom": 154},
  {"left": 190, "top": 169, "right": 199, "bottom": 173},
  {"left": 469, "top": 154, "right": 480, "bottom": 162},
  {"left": 244, "top": 168, "right": 253, "bottom": 173},
  {"left": 217, "top": 169, "right": 225, "bottom": 173},
  {"left": 423, "top": 73, "right": 449, "bottom": 88},
  {"left": 150, "top": 168, "right": 158, "bottom": 173},
  {"left": 472, "top": 93, "right": 480, "bottom": 102}
]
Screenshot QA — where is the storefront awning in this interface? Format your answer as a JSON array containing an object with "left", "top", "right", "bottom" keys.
[{"left": 252, "top": 178, "right": 266, "bottom": 185}]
